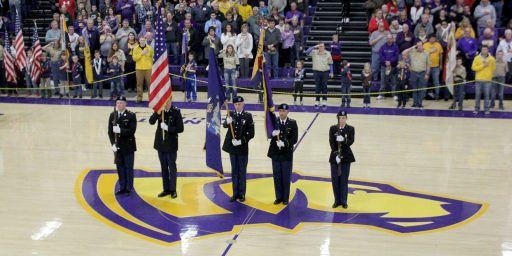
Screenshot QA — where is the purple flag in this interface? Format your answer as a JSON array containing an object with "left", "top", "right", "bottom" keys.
[
  {"left": 205, "top": 48, "right": 226, "bottom": 177},
  {"left": 252, "top": 65, "right": 277, "bottom": 139}
]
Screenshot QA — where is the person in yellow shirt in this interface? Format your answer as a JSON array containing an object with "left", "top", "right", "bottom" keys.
[
  {"left": 218, "top": 0, "right": 235, "bottom": 16},
  {"left": 132, "top": 37, "right": 154, "bottom": 103},
  {"left": 237, "top": 0, "right": 253, "bottom": 22},
  {"left": 455, "top": 17, "right": 476, "bottom": 40},
  {"left": 471, "top": 45, "right": 496, "bottom": 115},
  {"left": 423, "top": 35, "right": 445, "bottom": 100}
]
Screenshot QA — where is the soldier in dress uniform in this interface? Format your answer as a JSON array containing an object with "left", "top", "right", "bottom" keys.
[
  {"left": 222, "top": 96, "right": 255, "bottom": 202},
  {"left": 267, "top": 103, "right": 298, "bottom": 205},
  {"left": 149, "top": 98, "right": 184, "bottom": 198},
  {"left": 108, "top": 96, "right": 137, "bottom": 196},
  {"left": 329, "top": 110, "right": 355, "bottom": 208}
]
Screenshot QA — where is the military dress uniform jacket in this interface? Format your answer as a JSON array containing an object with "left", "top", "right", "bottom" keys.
[
  {"left": 267, "top": 118, "right": 299, "bottom": 161},
  {"left": 222, "top": 110, "right": 255, "bottom": 155},
  {"left": 149, "top": 107, "right": 184, "bottom": 152},
  {"left": 328, "top": 124, "right": 355, "bottom": 164},
  {"left": 108, "top": 110, "right": 137, "bottom": 153}
]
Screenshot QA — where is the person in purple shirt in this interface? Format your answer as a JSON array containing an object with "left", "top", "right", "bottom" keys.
[
  {"left": 284, "top": 2, "right": 303, "bottom": 25},
  {"left": 116, "top": 0, "right": 135, "bottom": 26},
  {"left": 478, "top": 27, "right": 498, "bottom": 55},
  {"left": 378, "top": 34, "right": 400, "bottom": 99},
  {"left": 329, "top": 34, "right": 342, "bottom": 76},
  {"left": 395, "top": 24, "right": 415, "bottom": 54},
  {"left": 457, "top": 27, "right": 478, "bottom": 80},
  {"left": 397, "top": 10, "right": 412, "bottom": 28}
]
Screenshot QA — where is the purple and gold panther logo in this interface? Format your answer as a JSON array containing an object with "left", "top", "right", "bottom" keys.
[{"left": 75, "top": 169, "right": 488, "bottom": 246}]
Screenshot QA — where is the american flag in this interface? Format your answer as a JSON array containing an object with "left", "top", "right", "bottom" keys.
[
  {"left": 4, "top": 29, "right": 17, "bottom": 83},
  {"left": 14, "top": 10, "right": 28, "bottom": 71},
  {"left": 148, "top": 6, "right": 172, "bottom": 112},
  {"left": 31, "top": 21, "right": 42, "bottom": 83}
]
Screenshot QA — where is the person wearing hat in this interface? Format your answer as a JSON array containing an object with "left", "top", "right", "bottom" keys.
[
  {"left": 222, "top": 96, "right": 255, "bottom": 202},
  {"left": 149, "top": 97, "right": 184, "bottom": 198},
  {"left": 267, "top": 103, "right": 298, "bottom": 205},
  {"left": 328, "top": 110, "right": 355, "bottom": 208},
  {"left": 108, "top": 96, "right": 138, "bottom": 196}
]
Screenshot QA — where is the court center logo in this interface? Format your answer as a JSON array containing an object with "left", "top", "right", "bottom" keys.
[{"left": 75, "top": 169, "right": 488, "bottom": 246}]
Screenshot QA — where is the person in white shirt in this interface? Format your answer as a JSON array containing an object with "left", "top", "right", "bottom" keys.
[
  {"left": 496, "top": 29, "right": 512, "bottom": 83},
  {"left": 235, "top": 24, "right": 253, "bottom": 78}
]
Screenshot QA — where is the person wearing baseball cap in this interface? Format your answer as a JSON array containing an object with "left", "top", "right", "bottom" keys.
[{"left": 328, "top": 110, "right": 355, "bottom": 209}]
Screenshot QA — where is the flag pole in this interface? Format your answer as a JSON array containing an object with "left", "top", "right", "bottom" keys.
[{"left": 224, "top": 101, "right": 235, "bottom": 138}]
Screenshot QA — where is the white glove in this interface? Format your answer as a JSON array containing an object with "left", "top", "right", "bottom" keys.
[
  {"left": 226, "top": 116, "right": 233, "bottom": 124},
  {"left": 336, "top": 135, "right": 344, "bottom": 142},
  {"left": 232, "top": 139, "right": 242, "bottom": 146},
  {"left": 160, "top": 122, "right": 168, "bottom": 131},
  {"left": 276, "top": 140, "right": 285, "bottom": 148},
  {"left": 113, "top": 125, "right": 121, "bottom": 134},
  {"left": 112, "top": 144, "right": 118, "bottom": 152},
  {"left": 272, "top": 130, "right": 280, "bottom": 137},
  {"left": 336, "top": 155, "right": 341, "bottom": 164}
]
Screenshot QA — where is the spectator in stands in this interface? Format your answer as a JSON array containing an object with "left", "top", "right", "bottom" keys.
[
  {"left": 433, "top": 9, "right": 450, "bottom": 29},
  {"left": 381, "top": 4, "right": 393, "bottom": 24},
  {"left": 139, "top": 19, "right": 154, "bottom": 39},
  {"left": 397, "top": 10, "right": 411, "bottom": 28},
  {"left": 389, "top": 20, "right": 403, "bottom": 38},
  {"left": 471, "top": 45, "right": 496, "bottom": 114},
  {"left": 410, "top": 0, "right": 424, "bottom": 27},
  {"left": 361, "top": 62, "right": 372, "bottom": 108},
  {"left": 132, "top": 36, "right": 154, "bottom": 103},
  {"left": 59, "top": 0, "right": 76, "bottom": 19},
  {"left": 491, "top": 50, "right": 507, "bottom": 110},
  {"left": 461, "top": 5, "right": 477, "bottom": 29},
  {"left": 422, "top": 7, "right": 434, "bottom": 24},
  {"left": 270, "top": 7, "right": 283, "bottom": 22},
  {"left": 205, "top": 12, "right": 222, "bottom": 37},
  {"left": 290, "top": 16, "right": 303, "bottom": 66},
  {"left": 223, "top": 11, "right": 240, "bottom": 34},
  {"left": 238, "top": 0, "right": 253, "bottom": 22},
  {"left": 449, "top": 56, "right": 466, "bottom": 110},
  {"left": 43, "top": 40, "right": 64, "bottom": 95},
  {"left": 264, "top": 18, "right": 281, "bottom": 79},
  {"left": 179, "top": 13, "right": 198, "bottom": 31},
  {"left": 203, "top": 26, "right": 222, "bottom": 61},
  {"left": 221, "top": 23, "right": 237, "bottom": 50},
  {"left": 116, "top": 19, "right": 136, "bottom": 51},
  {"left": 192, "top": 0, "right": 212, "bottom": 29},
  {"left": 218, "top": 0, "right": 235, "bottom": 16},
  {"left": 369, "top": 22, "right": 389, "bottom": 81},
  {"left": 219, "top": 44, "right": 239, "bottom": 101},
  {"left": 368, "top": 9, "right": 389, "bottom": 33},
  {"left": 248, "top": 7, "right": 261, "bottom": 33},
  {"left": 236, "top": 24, "right": 253, "bottom": 78},
  {"left": 474, "top": 0, "right": 496, "bottom": 35},
  {"left": 285, "top": 2, "right": 303, "bottom": 25},
  {"left": 68, "top": 26, "right": 80, "bottom": 54},
  {"left": 306, "top": 42, "right": 333, "bottom": 108},
  {"left": 377, "top": 34, "right": 399, "bottom": 100},
  {"left": 396, "top": 23, "right": 415, "bottom": 58},
  {"left": 449, "top": 0, "right": 465, "bottom": 22},
  {"left": 386, "top": 0, "right": 399, "bottom": 17},
  {"left": 74, "top": 14, "right": 86, "bottom": 35},
  {"left": 75, "top": 36, "right": 86, "bottom": 67},
  {"left": 105, "top": 7, "right": 118, "bottom": 33},
  {"left": 211, "top": 2, "right": 226, "bottom": 21},
  {"left": 480, "top": 19, "right": 498, "bottom": 37},
  {"left": 174, "top": 4, "right": 187, "bottom": 23},
  {"left": 136, "top": 0, "right": 156, "bottom": 29},
  {"left": 99, "top": 0, "right": 113, "bottom": 18},
  {"left": 100, "top": 26, "right": 116, "bottom": 59},
  {"left": 414, "top": 14, "right": 434, "bottom": 38},
  {"left": 436, "top": 20, "right": 451, "bottom": 47},
  {"left": 259, "top": 1, "right": 270, "bottom": 17},
  {"left": 231, "top": 7, "right": 244, "bottom": 32},
  {"left": 124, "top": 32, "right": 137, "bottom": 93},
  {"left": 83, "top": 18, "right": 101, "bottom": 56},
  {"left": 496, "top": 29, "right": 512, "bottom": 83},
  {"left": 280, "top": 23, "right": 294, "bottom": 68},
  {"left": 56, "top": 52, "right": 70, "bottom": 98},
  {"left": 108, "top": 42, "right": 126, "bottom": 76},
  {"left": 45, "top": 21, "right": 61, "bottom": 44},
  {"left": 293, "top": 60, "right": 305, "bottom": 105},
  {"left": 164, "top": 12, "right": 180, "bottom": 65},
  {"left": 183, "top": 19, "right": 201, "bottom": 63},
  {"left": 330, "top": 34, "right": 342, "bottom": 77},
  {"left": 423, "top": 34, "right": 445, "bottom": 100},
  {"left": 269, "top": 0, "right": 286, "bottom": 15},
  {"left": 415, "top": 27, "right": 429, "bottom": 43},
  {"left": 455, "top": 17, "right": 476, "bottom": 39},
  {"left": 458, "top": 27, "right": 478, "bottom": 79},
  {"left": 479, "top": 28, "right": 498, "bottom": 55},
  {"left": 340, "top": 60, "right": 352, "bottom": 108},
  {"left": 404, "top": 41, "right": 431, "bottom": 108},
  {"left": 77, "top": 0, "right": 91, "bottom": 13},
  {"left": 90, "top": 5, "right": 100, "bottom": 25}
]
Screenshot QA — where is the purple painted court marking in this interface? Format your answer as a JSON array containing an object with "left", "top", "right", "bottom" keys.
[{"left": 2, "top": 97, "right": 512, "bottom": 119}]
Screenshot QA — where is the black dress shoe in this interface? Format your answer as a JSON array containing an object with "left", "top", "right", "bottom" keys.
[
  {"left": 238, "top": 196, "right": 246, "bottom": 202},
  {"left": 158, "top": 190, "right": 171, "bottom": 198},
  {"left": 274, "top": 199, "right": 282, "bottom": 205},
  {"left": 230, "top": 196, "right": 237, "bottom": 202},
  {"left": 171, "top": 192, "right": 177, "bottom": 198},
  {"left": 282, "top": 200, "right": 289, "bottom": 205},
  {"left": 124, "top": 189, "right": 131, "bottom": 196},
  {"left": 332, "top": 203, "right": 340, "bottom": 208},
  {"left": 115, "top": 189, "right": 125, "bottom": 195},
  {"left": 342, "top": 204, "right": 348, "bottom": 209}
]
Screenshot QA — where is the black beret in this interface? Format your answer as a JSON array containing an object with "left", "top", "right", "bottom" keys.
[
  {"left": 337, "top": 110, "right": 347, "bottom": 117},
  {"left": 278, "top": 103, "right": 289, "bottom": 110},
  {"left": 116, "top": 96, "right": 127, "bottom": 102},
  {"left": 233, "top": 96, "right": 244, "bottom": 103}
]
